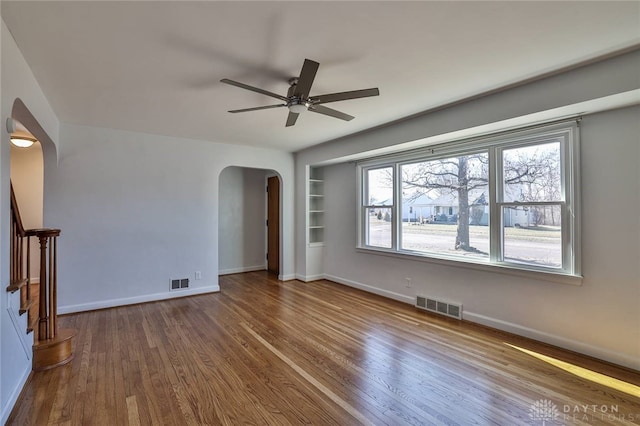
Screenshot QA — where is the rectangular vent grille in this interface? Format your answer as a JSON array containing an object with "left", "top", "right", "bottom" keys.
[
  {"left": 416, "top": 295, "right": 462, "bottom": 320},
  {"left": 171, "top": 278, "right": 189, "bottom": 290}
]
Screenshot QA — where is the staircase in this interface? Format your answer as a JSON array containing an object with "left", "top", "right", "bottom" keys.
[{"left": 6, "top": 183, "right": 75, "bottom": 371}]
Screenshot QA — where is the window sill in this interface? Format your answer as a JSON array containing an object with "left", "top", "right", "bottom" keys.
[{"left": 355, "top": 246, "right": 583, "bottom": 286}]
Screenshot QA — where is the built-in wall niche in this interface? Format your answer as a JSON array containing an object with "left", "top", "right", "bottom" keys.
[{"left": 308, "top": 167, "right": 324, "bottom": 245}]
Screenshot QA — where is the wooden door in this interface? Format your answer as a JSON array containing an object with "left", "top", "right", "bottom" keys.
[{"left": 267, "top": 176, "right": 280, "bottom": 275}]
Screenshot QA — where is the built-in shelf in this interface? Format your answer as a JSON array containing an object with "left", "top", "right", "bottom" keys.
[{"left": 308, "top": 167, "right": 324, "bottom": 244}]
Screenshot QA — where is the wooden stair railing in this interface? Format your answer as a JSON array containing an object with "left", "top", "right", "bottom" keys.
[
  {"left": 8, "top": 183, "right": 33, "bottom": 326},
  {"left": 6, "top": 182, "right": 74, "bottom": 371}
]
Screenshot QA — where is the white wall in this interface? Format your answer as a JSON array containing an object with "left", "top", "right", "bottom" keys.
[
  {"left": 46, "top": 123, "right": 294, "bottom": 313},
  {"left": 219, "top": 166, "right": 268, "bottom": 274},
  {"left": 10, "top": 142, "right": 44, "bottom": 281},
  {"left": 295, "top": 50, "right": 640, "bottom": 369},
  {"left": 320, "top": 108, "right": 639, "bottom": 368},
  {"left": 1, "top": 19, "right": 60, "bottom": 424}
]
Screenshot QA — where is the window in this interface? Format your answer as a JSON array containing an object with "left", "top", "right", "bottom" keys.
[
  {"left": 400, "top": 152, "right": 489, "bottom": 260},
  {"left": 500, "top": 142, "right": 563, "bottom": 268},
  {"left": 363, "top": 167, "right": 394, "bottom": 248},
  {"left": 357, "top": 123, "right": 580, "bottom": 278}
]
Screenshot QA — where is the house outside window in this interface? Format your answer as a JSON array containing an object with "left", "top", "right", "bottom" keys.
[{"left": 357, "top": 122, "right": 581, "bottom": 279}]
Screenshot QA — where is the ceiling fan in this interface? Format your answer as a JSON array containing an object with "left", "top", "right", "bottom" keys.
[{"left": 220, "top": 59, "right": 379, "bottom": 127}]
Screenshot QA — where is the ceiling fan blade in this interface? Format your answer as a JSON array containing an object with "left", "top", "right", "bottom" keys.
[
  {"left": 311, "top": 88, "right": 379, "bottom": 105},
  {"left": 228, "top": 104, "right": 286, "bottom": 113},
  {"left": 285, "top": 112, "right": 299, "bottom": 127},
  {"left": 293, "top": 59, "right": 319, "bottom": 99},
  {"left": 220, "top": 78, "right": 288, "bottom": 101},
  {"left": 309, "top": 105, "right": 354, "bottom": 121}
]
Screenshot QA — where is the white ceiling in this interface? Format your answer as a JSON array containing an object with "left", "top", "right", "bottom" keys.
[{"left": 2, "top": 1, "right": 639, "bottom": 152}]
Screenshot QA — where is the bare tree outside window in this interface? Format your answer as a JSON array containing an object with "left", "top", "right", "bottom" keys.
[{"left": 400, "top": 154, "right": 489, "bottom": 253}]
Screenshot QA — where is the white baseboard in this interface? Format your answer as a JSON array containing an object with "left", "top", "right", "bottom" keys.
[
  {"left": 321, "top": 273, "right": 638, "bottom": 370},
  {"left": 1, "top": 364, "right": 31, "bottom": 425},
  {"left": 323, "top": 274, "right": 415, "bottom": 304},
  {"left": 218, "top": 265, "right": 265, "bottom": 276},
  {"left": 295, "top": 274, "right": 324, "bottom": 282},
  {"left": 463, "top": 312, "right": 639, "bottom": 371},
  {"left": 279, "top": 273, "right": 296, "bottom": 281},
  {"left": 217, "top": 266, "right": 294, "bottom": 281},
  {"left": 58, "top": 285, "right": 220, "bottom": 315}
]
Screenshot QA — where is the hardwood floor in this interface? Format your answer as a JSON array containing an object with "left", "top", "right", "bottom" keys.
[{"left": 8, "top": 272, "right": 640, "bottom": 425}]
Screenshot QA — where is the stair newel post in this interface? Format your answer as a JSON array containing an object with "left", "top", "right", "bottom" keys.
[
  {"left": 37, "top": 234, "right": 49, "bottom": 340},
  {"left": 49, "top": 236, "right": 57, "bottom": 338}
]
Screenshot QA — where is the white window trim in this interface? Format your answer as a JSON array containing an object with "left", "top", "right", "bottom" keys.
[{"left": 356, "top": 121, "right": 582, "bottom": 284}]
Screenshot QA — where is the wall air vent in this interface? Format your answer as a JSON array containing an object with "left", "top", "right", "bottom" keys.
[
  {"left": 171, "top": 278, "right": 189, "bottom": 290},
  {"left": 415, "top": 295, "right": 462, "bottom": 320}
]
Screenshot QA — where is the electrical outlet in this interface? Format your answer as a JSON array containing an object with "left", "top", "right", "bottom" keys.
[
  {"left": 405, "top": 277, "right": 412, "bottom": 288},
  {"left": 195, "top": 271, "right": 202, "bottom": 280}
]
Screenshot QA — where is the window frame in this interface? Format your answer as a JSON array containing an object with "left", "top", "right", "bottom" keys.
[
  {"left": 357, "top": 122, "right": 581, "bottom": 282},
  {"left": 360, "top": 165, "right": 396, "bottom": 249}
]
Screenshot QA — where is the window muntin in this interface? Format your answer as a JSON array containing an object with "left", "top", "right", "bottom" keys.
[{"left": 358, "top": 124, "right": 579, "bottom": 277}]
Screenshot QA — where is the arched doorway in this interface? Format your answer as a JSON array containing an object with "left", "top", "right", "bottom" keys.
[
  {"left": 218, "top": 166, "right": 281, "bottom": 277},
  {"left": 9, "top": 129, "right": 44, "bottom": 282}
]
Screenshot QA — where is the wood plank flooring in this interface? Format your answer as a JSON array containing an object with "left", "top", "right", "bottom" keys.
[{"left": 8, "top": 271, "right": 640, "bottom": 425}]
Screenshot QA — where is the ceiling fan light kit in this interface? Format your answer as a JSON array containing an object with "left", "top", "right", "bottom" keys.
[
  {"left": 221, "top": 59, "right": 379, "bottom": 127},
  {"left": 288, "top": 99, "right": 310, "bottom": 114}
]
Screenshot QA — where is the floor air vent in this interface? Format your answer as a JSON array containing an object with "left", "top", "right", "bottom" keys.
[{"left": 416, "top": 295, "right": 462, "bottom": 320}]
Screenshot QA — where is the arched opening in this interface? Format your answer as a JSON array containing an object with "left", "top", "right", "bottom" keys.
[
  {"left": 218, "top": 166, "right": 281, "bottom": 277},
  {"left": 10, "top": 98, "right": 58, "bottom": 169},
  {"left": 9, "top": 99, "right": 58, "bottom": 219},
  {"left": 10, "top": 134, "right": 44, "bottom": 283},
  {"left": 9, "top": 99, "right": 58, "bottom": 284},
  {"left": 7, "top": 99, "right": 73, "bottom": 371}
]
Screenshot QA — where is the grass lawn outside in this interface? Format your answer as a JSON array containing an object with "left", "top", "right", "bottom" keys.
[
  {"left": 402, "top": 222, "right": 560, "bottom": 242},
  {"left": 366, "top": 218, "right": 562, "bottom": 267}
]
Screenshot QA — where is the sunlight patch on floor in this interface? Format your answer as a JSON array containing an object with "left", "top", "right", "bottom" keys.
[{"left": 505, "top": 343, "right": 640, "bottom": 398}]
